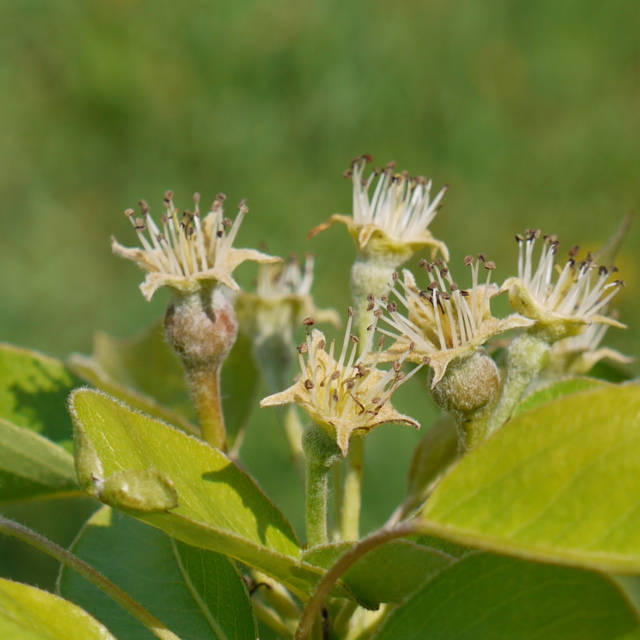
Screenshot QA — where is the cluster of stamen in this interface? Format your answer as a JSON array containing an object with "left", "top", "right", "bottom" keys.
[
  {"left": 377, "top": 256, "right": 496, "bottom": 352},
  {"left": 257, "top": 254, "right": 315, "bottom": 299},
  {"left": 124, "top": 191, "right": 248, "bottom": 278},
  {"left": 296, "top": 309, "right": 427, "bottom": 422},
  {"left": 345, "top": 155, "right": 447, "bottom": 241},
  {"left": 515, "top": 230, "right": 625, "bottom": 319}
]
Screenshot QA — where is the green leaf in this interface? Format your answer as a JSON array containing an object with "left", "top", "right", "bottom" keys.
[
  {"left": 100, "top": 469, "right": 179, "bottom": 513},
  {"left": 69, "top": 389, "right": 329, "bottom": 597},
  {"left": 0, "top": 577, "right": 116, "bottom": 640},
  {"left": 513, "top": 377, "right": 609, "bottom": 417},
  {"left": 421, "top": 384, "right": 640, "bottom": 572},
  {"left": 0, "top": 418, "right": 79, "bottom": 503},
  {"left": 303, "top": 540, "right": 454, "bottom": 608},
  {"left": 59, "top": 506, "right": 257, "bottom": 640},
  {"left": 373, "top": 553, "right": 639, "bottom": 640},
  {"left": 403, "top": 414, "right": 458, "bottom": 515},
  {"left": 0, "top": 344, "right": 81, "bottom": 449},
  {"left": 409, "top": 534, "right": 471, "bottom": 559},
  {"left": 69, "top": 354, "right": 198, "bottom": 436}
]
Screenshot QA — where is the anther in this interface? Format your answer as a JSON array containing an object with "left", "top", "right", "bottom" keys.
[
  {"left": 477, "top": 253, "right": 487, "bottom": 262},
  {"left": 304, "top": 380, "right": 315, "bottom": 390},
  {"left": 302, "top": 317, "right": 316, "bottom": 327},
  {"left": 484, "top": 261, "right": 496, "bottom": 270},
  {"left": 463, "top": 255, "right": 474, "bottom": 266},
  {"left": 348, "top": 307, "right": 355, "bottom": 317},
  {"left": 297, "top": 343, "right": 308, "bottom": 354}
]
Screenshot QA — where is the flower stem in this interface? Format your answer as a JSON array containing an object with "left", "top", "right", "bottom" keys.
[
  {"left": 487, "top": 332, "right": 551, "bottom": 436},
  {"left": 0, "top": 516, "right": 183, "bottom": 640},
  {"left": 303, "top": 424, "right": 343, "bottom": 547},
  {"left": 187, "top": 367, "right": 227, "bottom": 450},
  {"left": 341, "top": 435, "right": 364, "bottom": 540}
]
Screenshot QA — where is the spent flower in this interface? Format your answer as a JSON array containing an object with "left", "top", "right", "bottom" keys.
[
  {"left": 235, "top": 254, "right": 340, "bottom": 347},
  {"left": 547, "top": 311, "right": 633, "bottom": 376},
  {"left": 376, "top": 256, "right": 533, "bottom": 386},
  {"left": 260, "top": 309, "right": 427, "bottom": 455},
  {"left": 502, "top": 230, "right": 626, "bottom": 341},
  {"left": 112, "top": 191, "right": 278, "bottom": 300},
  {"left": 309, "top": 155, "right": 449, "bottom": 265}
]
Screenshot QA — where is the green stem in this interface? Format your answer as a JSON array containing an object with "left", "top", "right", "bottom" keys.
[
  {"left": 457, "top": 405, "right": 493, "bottom": 455},
  {"left": 341, "top": 435, "right": 364, "bottom": 540},
  {"left": 188, "top": 367, "right": 227, "bottom": 451},
  {"left": 295, "top": 521, "right": 418, "bottom": 640},
  {"left": 487, "top": 332, "right": 551, "bottom": 436},
  {"left": 0, "top": 516, "right": 183, "bottom": 640},
  {"left": 303, "top": 424, "right": 343, "bottom": 547}
]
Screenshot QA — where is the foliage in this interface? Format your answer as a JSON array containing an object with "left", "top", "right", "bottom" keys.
[{"left": 0, "top": 155, "right": 639, "bottom": 639}]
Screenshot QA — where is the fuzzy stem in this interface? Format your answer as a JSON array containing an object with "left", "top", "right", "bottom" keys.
[
  {"left": 341, "top": 435, "right": 364, "bottom": 540},
  {"left": 457, "top": 404, "right": 493, "bottom": 454},
  {"left": 164, "top": 287, "right": 238, "bottom": 452},
  {"left": 487, "top": 332, "right": 551, "bottom": 436},
  {"left": 294, "top": 521, "right": 418, "bottom": 640},
  {"left": 187, "top": 367, "right": 227, "bottom": 450},
  {"left": 303, "top": 424, "right": 343, "bottom": 547},
  {"left": 0, "top": 516, "right": 183, "bottom": 640}
]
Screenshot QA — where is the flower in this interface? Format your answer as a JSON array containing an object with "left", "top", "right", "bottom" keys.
[
  {"left": 112, "top": 191, "right": 279, "bottom": 300},
  {"left": 502, "top": 230, "right": 626, "bottom": 341},
  {"left": 235, "top": 254, "right": 340, "bottom": 345},
  {"left": 309, "top": 155, "right": 449, "bottom": 265},
  {"left": 260, "top": 309, "right": 427, "bottom": 455},
  {"left": 375, "top": 256, "right": 533, "bottom": 386},
  {"left": 548, "top": 311, "right": 633, "bottom": 376}
]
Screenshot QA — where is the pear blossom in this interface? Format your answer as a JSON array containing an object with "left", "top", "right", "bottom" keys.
[
  {"left": 375, "top": 256, "right": 533, "bottom": 386},
  {"left": 235, "top": 254, "right": 340, "bottom": 344},
  {"left": 260, "top": 309, "right": 427, "bottom": 455},
  {"left": 112, "top": 191, "right": 279, "bottom": 300},
  {"left": 502, "top": 230, "right": 626, "bottom": 341},
  {"left": 548, "top": 311, "right": 633, "bottom": 376},
  {"left": 309, "top": 156, "right": 449, "bottom": 264}
]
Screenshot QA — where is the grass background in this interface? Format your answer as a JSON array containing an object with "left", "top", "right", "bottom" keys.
[{"left": 1, "top": 0, "right": 639, "bottom": 592}]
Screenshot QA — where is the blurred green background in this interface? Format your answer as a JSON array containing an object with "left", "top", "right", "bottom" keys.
[{"left": 1, "top": 0, "right": 639, "bottom": 593}]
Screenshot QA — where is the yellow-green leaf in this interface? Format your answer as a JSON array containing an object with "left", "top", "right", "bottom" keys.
[
  {"left": 0, "top": 418, "right": 79, "bottom": 503},
  {"left": 420, "top": 384, "right": 640, "bottom": 573},
  {"left": 68, "top": 388, "right": 330, "bottom": 597},
  {"left": 0, "top": 577, "right": 116, "bottom": 640}
]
